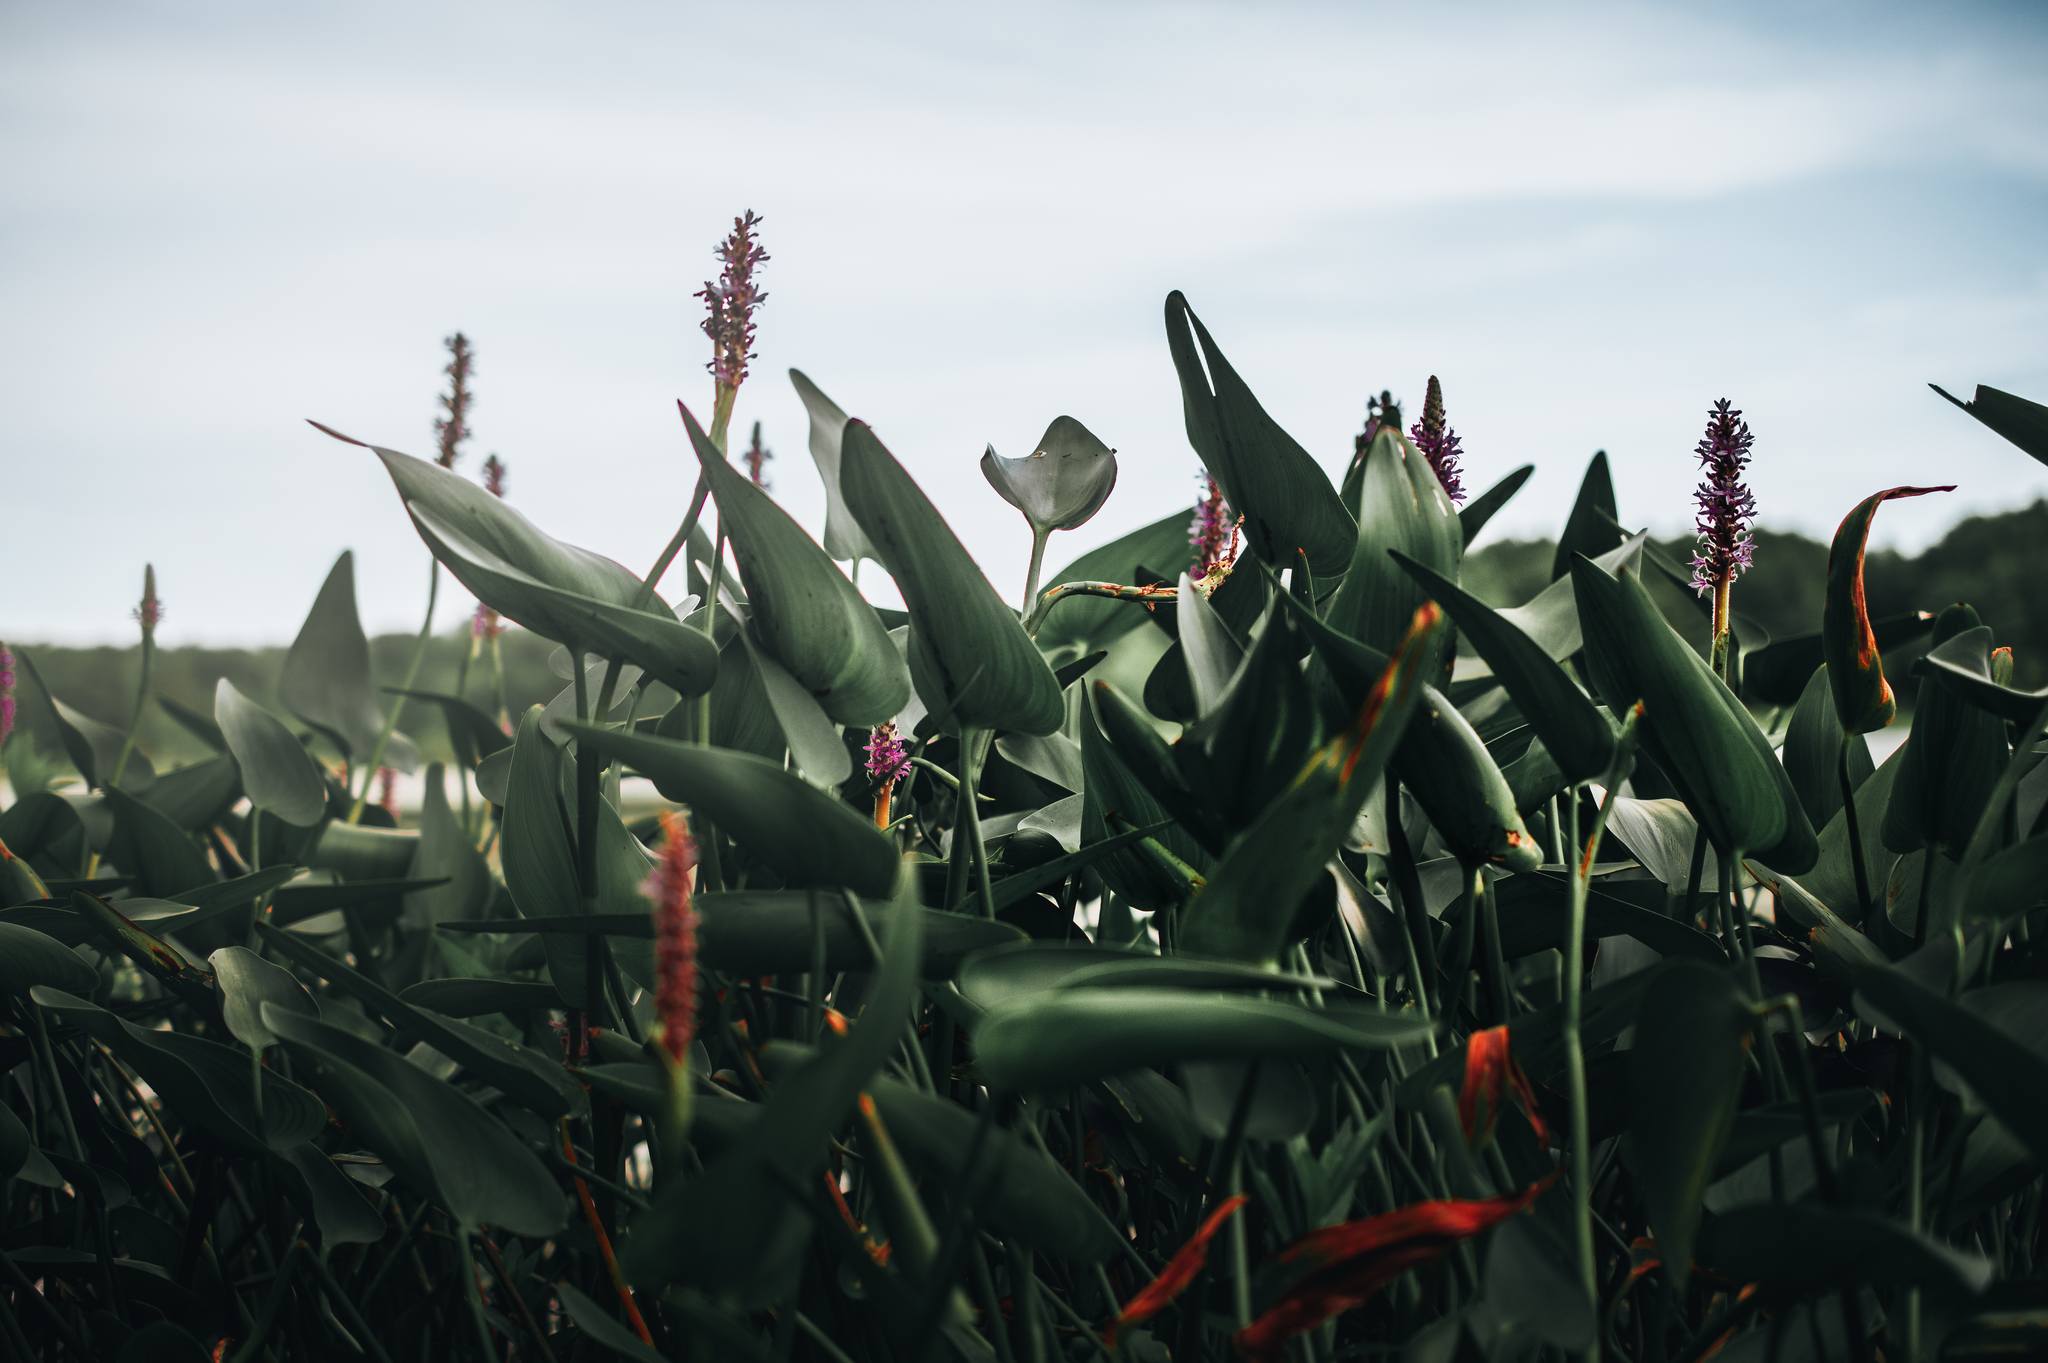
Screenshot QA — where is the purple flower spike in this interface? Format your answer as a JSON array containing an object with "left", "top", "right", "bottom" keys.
[
  {"left": 1189, "top": 473, "right": 1232, "bottom": 568},
  {"left": 865, "top": 722, "right": 911, "bottom": 786},
  {"left": 744, "top": 421, "right": 772, "bottom": 490},
  {"left": 699, "top": 211, "right": 769, "bottom": 391},
  {"left": 1687, "top": 398, "right": 1758, "bottom": 596},
  {"left": 1409, "top": 376, "right": 1467, "bottom": 505},
  {"left": 435, "top": 333, "right": 474, "bottom": 470}
]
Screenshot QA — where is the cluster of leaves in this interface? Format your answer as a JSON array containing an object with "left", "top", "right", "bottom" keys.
[{"left": 4, "top": 284, "right": 2048, "bottom": 1363}]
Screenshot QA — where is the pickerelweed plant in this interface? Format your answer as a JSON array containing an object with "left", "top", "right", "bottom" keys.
[{"left": 5, "top": 218, "right": 2048, "bottom": 1363}]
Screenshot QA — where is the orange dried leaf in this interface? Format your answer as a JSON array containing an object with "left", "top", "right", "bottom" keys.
[{"left": 1104, "top": 1193, "right": 1249, "bottom": 1346}]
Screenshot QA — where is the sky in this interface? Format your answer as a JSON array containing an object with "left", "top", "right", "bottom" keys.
[{"left": 4, "top": 0, "right": 2046, "bottom": 645}]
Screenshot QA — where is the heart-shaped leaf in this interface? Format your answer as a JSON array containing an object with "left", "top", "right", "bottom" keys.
[
  {"left": 280, "top": 551, "right": 385, "bottom": 761},
  {"left": 214, "top": 679, "right": 327, "bottom": 828},
  {"left": 981, "top": 415, "right": 1118, "bottom": 535},
  {"left": 209, "top": 945, "right": 318, "bottom": 1051}
]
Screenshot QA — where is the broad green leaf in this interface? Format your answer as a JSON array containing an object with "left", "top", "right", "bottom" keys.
[
  {"left": 1782, "top": 664, "right": 1873, "bottom": 830},
  {"left": 1163, "top": 291, "right": 1355, "bottom": 575},
  {"left": 139, "top": 754, "right": 242, "bottom": 831},
  {"left": 257, "top": 922, "right": 585, "bottom": 1120},
  {"left": 1395, "top": 552, "right": 1614, "bottom": 782},
  {"left": 1459, "top": 463, "right": 1534, "bottom": 547},
  {"left": 1931, "top": 382, "right": 2048, "bottom": 467},
  {"left": 209, "top": 945, "right": 318, "bottom": 1051},
  {"left": 788, "top": 367, "right": 877, "bottom": 564},
  {"left": 1177, "top": 570, "right": 1246, "bottom": 716},
  {"left": 0, "top": 922, "right": 97, "bottom": 997},
  {"left": 277, "top": 1143, "right": 384, "bottom": 1246},
  {"left": 1552, "top": 450, "right": 1619, "bottom": 582},
  {"left": 981, "top": 415, "right": 1118, "bottom": 536},
  {"left": 1698, "top": 1203, "right": 1993, "bottom": 1299},
  {"left": 868, "top": 1075, "right": 1126, "bottom": 1261},
  {"left": 386, "top": 689, "right": 511, "bottom": 769},
  {"left": 1394, "top": 685, "right": 1541, "bottom": 870},
  {"left": 1883, "top": 611, "right": 2006, "bottom": 855},
  {"left": 1324, "top": 427, "right": 1460, "bottom": 665},
  {"left": 973, "top": 990, "right": 1433, "bottom": 1091},
  {"left": 1853, "top": 964, "right": 2048, "bottom": 1162},
  {"left": 1483, "top": 874, "right": 1724, "bottom": 963},
  {"left": 307, "top": 819, "right": 418, "bottom": 881},
  {"left": 838, "top": 420, "right": 1063, "bottom": 735},
  {"left": 33, "top": 985, "right": 325, "bottom": 1152},
  {"left": 1823, "top": 485, "right": 1952, "bottom": 732},
  {"left": 280, "top": 551, "right": 385, "bottom": 759},
  {"left": 683, "top": 402, "right": 908, "bottom": 725},
  {"left": 1626, "top": 960, "right": 1751, "bottom": 1289},
  {"left": 262, "top": 1003, "right": 566, "bottom": 1236},
  {"left": 13, "top": 649, "right": 154, "bottom": 791},
  {"left": 101, "top": 787, "right": 214, "bottom": 897},
  {"left": 214, "top": 679, "right": 326, "bottom": 827},
  {"left": 398, "top": 977, "right": 564, "bottom": 1016},
  {"left": 501, "top": 710, "right": 589, "bottom": 1007},
  {"left": 562, "top": 724, "right": 898, "bottom": 896},
  {"left": 1573, "top": 556, "right": 1815, "bottom": 868},
  {"left": 1032, "top": 508, "right": 1191, "bottom": 656},
  {"left": 404, "top": 764, "right": 489, "bottom": 929},
  {"left": 1914, "top": 625, "right": 2048, "bottom": 725},
  {"left": 1181, "top": 604, "right": 1444, "bottom": 963},
  {"left": 1743, "top": 610, "right": 1935, "bottom": 708},
  {"left": 410, "top": 505, "right": 716, "bottom": 697},
  {"left": 733, "top": 620, "right": 851, "bottom": 787}
]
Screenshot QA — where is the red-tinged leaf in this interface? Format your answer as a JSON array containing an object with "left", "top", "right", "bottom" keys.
[
  {"left": 1458, "top": 1026, "right": 1549, "bottom": 1148},
  {"left": 1823, "top": 486, "right": 1952, "bottom": 733},
  {"left": 1235, "top": 1178, "right": 1552, "bottom": 1360},
  {"left": 1103, "top": 1193, "right": 1249, "bottom": 1346}
]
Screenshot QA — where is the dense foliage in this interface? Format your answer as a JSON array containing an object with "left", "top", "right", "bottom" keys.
[{"left": 4, "top": 248, "right": 2048, "bottom": 1363}]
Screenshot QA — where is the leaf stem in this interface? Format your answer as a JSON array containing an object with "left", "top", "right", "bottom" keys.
[{"left": 349, "top": 560, "right": 440, "bottom": 824}]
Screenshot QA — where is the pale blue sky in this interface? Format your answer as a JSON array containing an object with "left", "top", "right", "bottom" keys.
[{"left": 4, "top": 0, "right": 2046, "bottom": 644}]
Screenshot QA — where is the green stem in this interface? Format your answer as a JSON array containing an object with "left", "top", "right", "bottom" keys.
[
  {"left": 456, "top": 1226, "right": 498, "bottom": 1362},
  {"left": 1020, "top": 527, "right": 1049, "bottom": 624},
  {"left": 1838, "top": 736, "right": 1874, "bottom": 919},
  {"left": 1565, "top": 706, "right": 1644, "bottom": 1357},
  {"left": 349, "top": 560, "right": 440, "bottom": 824}
]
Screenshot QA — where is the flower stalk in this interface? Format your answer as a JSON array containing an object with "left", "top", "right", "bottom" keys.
[{"left": 1687, "top": 399, "right": 1757, "bottom": 680}]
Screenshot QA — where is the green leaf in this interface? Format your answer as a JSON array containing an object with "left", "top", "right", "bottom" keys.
[
  {"left": 1697, "top": 1203, "right": 1992, "bottom": 1299},
  {"left": 1931, "top": 382, "right": 2048, "bottom": 467},
  {"left": 562, "top": 723, "right": 898, "bottom": 896},
  {"left": 972, "top": 990, "right": 1433, "bottom": 1091},
  {"left": 1744, "top": 611, "right": 1935, "bottom": 708},
  {"left": 256, "top": 922, "right": 586, "bottom": 1120},
  {"left": 280, "top": 551, "right": 385, "bottom": 760},
  {"left": 139, "top": 754, "right": 242, "bottom": 831},
  {"left": 1395, "top": 552, "right": 1614, "bottom": 783},
  {"left": 1781, "top": 665, "right": 1873, "bottom": 830},
  {"left": 214, "top": 679, "right": 327, "bottom": 828},
  {"left": 209, "top": 945, "right": 318, "bottom": 1051},
  {"left": 1032, "top": 508, "right": 1191, "bottom": 656},
  {"left": 732, "top": 620, "right": 851, "bottom": 787},
  {"left": 1573, "top": 556, "right": 1815, "bottom": 868},
  {"left": 1823, "top": 485, "right": 1952, "bottom": 732},
  {"left": 955, "top": 941, "right": 1159, "bottom": 1013},
  {"left": 1324, "top": 427, "right": 1461, "bottom": 664},
  {"left": 1914, "top": 625, "right": 2048, "bottom": 725},
  {"left": 501, "top": 710, "right": 589, "bottom": 1007},
  {"left": 34, "top": 985, "right": 325, "bottom": 1152},
  {"left": 982, "top": 415, "right": 1119, "bottom": 542},
  {"left": 1180, "top": 605, "right": 1443, "bottom": 963},
  {"left": 1394, "top": 685, "right": 1542, "bottom": 870},
  {"left": 386, "top": 689, "right": 512, "bottom": 769},
  {"left": 838, "top": 420, "right": 1063, "bottom": 735},
  {"left": 0, "top": 922, "right": 98, "bottom": 998},
  {"left": 1552, "top": 451, "right": 1619, "bottom": 582},
  {"left": 683, "top": 402, "right": 908, "bottom": 726},
  {"left": 12, "top": 649, "right": 154, "bottom": 791},
  {"left": 306, "top": 819, "right": 418, "bottom": 881},
  {"left": 558, "top": 1280, "right": 672, "bottom": 1363},
  {"left": 398, "top": 976, "right": 564, "bottom": 1016},
  {"left": 1484, "top": 874, "right": 1725, "bottom": 964},
  {"left": 404, "top": 763, "right": 489, "bottom": 929},
  {"left": 262, "top": 1003, "right": 566, "bottom": 1236},
  {"left": 1883, "top": 610, "right": 2007, "bottom": 856},
  {"left": 1626, "top": 960, "right": 1751, "bottom": 1288},
  {"left": 1853, "top": 963, "right": 2048, "bottom": 1163},
  {"left": 1163, "top": 291, "right": 1355, "bottom": 575},
  {"left": 101, "top": 787, "right": 215, "bottom": 897},
  {"left": 788, "top": 368, "right": 878, "bottom": 564},
  {"left": 1459, "top": 463, "right": 1534, "bottom": 547},
  {"left": 868, "top": 1075, "right": 1126, "bottom": 1261},
  {"left": 277, "top": 1143, "right": 384, "bottom": 1246}
]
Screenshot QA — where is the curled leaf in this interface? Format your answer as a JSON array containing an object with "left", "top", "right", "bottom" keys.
[
  {"left": 980, "top": 416, "right": 1118, "bottom": 536},
  {"left": 1103, "top": 1194, "right": 1248, "bottom": 1345},
  {"left": 1823, "top": 485, "right": 1952, "bottom": 732}
]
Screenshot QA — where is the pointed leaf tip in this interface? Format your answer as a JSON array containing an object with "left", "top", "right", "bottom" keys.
[{"left": 1824, "top": 485, "right": 1953, "bottom": 733}]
